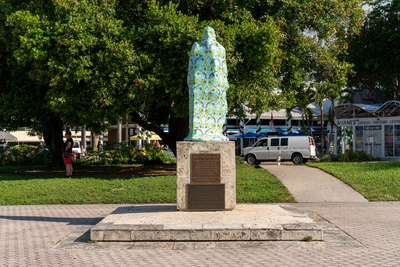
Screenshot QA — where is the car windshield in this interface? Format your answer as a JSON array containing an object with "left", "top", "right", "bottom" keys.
[
  {"left": 254, "top": 140, "right": 267, "bottom": 147},
  {"left": 73, "top": 142, "right": 79, "bottom": 148}
]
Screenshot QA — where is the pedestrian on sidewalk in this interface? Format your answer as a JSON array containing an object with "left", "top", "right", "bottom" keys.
[{"left": 63, "top": 130, "right": 73, "bottom": 178}]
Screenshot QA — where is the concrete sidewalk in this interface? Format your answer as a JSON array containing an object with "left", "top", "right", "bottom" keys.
[
  {"left": 1, "top": 203, "right": 400, "bottom": 266},
  {"left": 262, "top": 163, "right": 368, "bottom": 203}
]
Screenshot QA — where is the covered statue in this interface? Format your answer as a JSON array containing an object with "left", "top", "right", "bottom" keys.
[{"left": 184, "top": 27, "right": 229, "bottom": 142}]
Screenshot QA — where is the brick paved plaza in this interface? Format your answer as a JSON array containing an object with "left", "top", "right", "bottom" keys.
[{"left": 1, "top": 202, "right": 399, "bottom": 267}]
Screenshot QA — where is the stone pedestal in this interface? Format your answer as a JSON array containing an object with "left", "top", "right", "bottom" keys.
[{"left": 176, "top": 141, "right": 236, "bottom": 211}]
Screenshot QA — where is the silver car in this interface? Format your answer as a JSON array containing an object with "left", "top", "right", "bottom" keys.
[{"left": 240, "top": 136, "right": 317, "bottom": 164}]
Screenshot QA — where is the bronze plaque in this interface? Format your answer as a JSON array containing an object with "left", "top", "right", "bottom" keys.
[
  {"left": 187, "top": 184, "right": 225, "bottom": 210},
  {"left": 191, "top": 153, "right": 221, "bottom": 183}
]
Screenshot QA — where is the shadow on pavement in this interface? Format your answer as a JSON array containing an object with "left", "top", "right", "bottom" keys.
[{"left": 0, "top": 215, "right": 105, "bottom": 225}]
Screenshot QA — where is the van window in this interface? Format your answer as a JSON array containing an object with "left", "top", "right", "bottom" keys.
[
  {"left": 308, "top": 137, "right": 315, "bottom": 145},
  {"left": 271, "top": 138, "right": 279, "bottom": 146},
  {"left": 255, "top": 140, "right": 268, "bottom": 147},
  {"left": 73, "top": 142, "right": 79, "bottom": 148},
  {"left": 281, "top": 138, "right": 288, "bottom": 146}
]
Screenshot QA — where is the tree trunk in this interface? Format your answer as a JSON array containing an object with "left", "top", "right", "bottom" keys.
[
  {"left": 129, "top": 111, "right": 189, "bottom": 157},
  {"left": 166, "top": 114, "right": 190, "bottom": 156},
  {"left": 301, "top": 115, "right": 307, "bottom": 133},
  {"left": 320, "top": 106, "right": 324, "bottom": 152},
  {"left": 40, "top": 116, "right": 64, "bottom": 167},
  {"left": 327, "top": 104, "right": 335, "bottom": 154},
  {"left": 327, "top": 125, "right": 334, "bottom": 154},
  {"left": 91, "top": 132, "right": 100, "bottom": 151},
  {"left": 305, "top": 111, "right": 313, "bottom": 136},
  {"left": 307, "top": 121, "right": 312, "bottom": 136}
]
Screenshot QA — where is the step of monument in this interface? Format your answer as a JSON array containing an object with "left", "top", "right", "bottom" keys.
[
  {"left": 89, "top": 205, "right": 329, "bottom": 242},
  {"left": 90, "top": 223, "right": 324, "bottom": 242}
]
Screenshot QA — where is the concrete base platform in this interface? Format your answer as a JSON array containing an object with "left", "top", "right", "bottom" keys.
[{"left": 90, "top": 204, "right": 327, "bottom": 242}]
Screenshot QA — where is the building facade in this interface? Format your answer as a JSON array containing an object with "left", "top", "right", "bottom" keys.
[{"left": 334, "top": 101, "right": 400, "bottom": 158}]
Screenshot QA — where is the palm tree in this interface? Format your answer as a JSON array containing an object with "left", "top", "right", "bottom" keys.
[
  {"left": 288, "top": 90, "right": 314, "bottom": 135},
  {"left": 326, "top": 85, "right": 354, "bottom": 153},
  {"left": 298, "top": 100, "right": 314, "bottom": 135},
  {"left": 308, "top": 82, "right": 336, "bottom": 152}
]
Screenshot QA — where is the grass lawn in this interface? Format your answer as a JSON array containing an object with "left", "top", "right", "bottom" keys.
[
  {"left": 308, "top": 162, "right": 400, "bottom": 201},
  {"left": 0, "top": 163, "right": 294, "bottom": 205}
]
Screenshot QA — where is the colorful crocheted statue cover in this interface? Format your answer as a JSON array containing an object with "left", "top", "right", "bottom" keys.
[{"left": 184, "top": 27, "right": 229, "bottom": 142}]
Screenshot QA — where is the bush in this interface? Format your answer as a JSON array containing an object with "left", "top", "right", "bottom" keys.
[
  {"left": 85, "top": 143, "right": 176, "bottom": 165},
  {"left": 337, "top": 153, "right": 349, "bottom": 162},
  {"left": 0, "top": 149, "right": 13, "bottom": 166},
  {"left": 346, "top": 150, "right": 358, "bottom": 161},
  {"left": 131, "top": 143, "right": 176, "bottom": 165},
  {"left": 356, "top": 151, "right": 371, "bottom": 161},
  {"left": 315, "top": 153, "right": 332, "bottom": 162},
  {"left": 315, "top": 150, "right": 372, "bottom": 163},
  {"left": 0, "top": 144, "right": 51, "bottom": 166}
]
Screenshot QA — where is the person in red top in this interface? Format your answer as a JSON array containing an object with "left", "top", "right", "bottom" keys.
[{"left": 63, "top": 130, "right": 73, "bottom": 178}]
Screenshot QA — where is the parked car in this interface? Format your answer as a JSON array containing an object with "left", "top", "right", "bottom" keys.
[
  {"left": 240, "top": 136, "right": 317, "bottom": 164},
  {"left": 72, "top": 141, "right": 81, "bottom": 154}
]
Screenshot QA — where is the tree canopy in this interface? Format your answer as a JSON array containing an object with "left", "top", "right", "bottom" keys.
[
  {"left": 0, "top": 0, "right": 365, "bottom": 155},
  {"left": 347, "top": 0, "right": 400, "bottom": 102}
]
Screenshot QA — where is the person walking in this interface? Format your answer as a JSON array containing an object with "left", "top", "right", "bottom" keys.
[
  {"left": 97, "top": 141, "right": 102, "bottom": 151},
  {"left": 63, "top": 130, "right": 73, "bottom": 178}
]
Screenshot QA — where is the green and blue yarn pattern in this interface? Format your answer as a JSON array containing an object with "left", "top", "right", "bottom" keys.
[{"left": 185, "top": 27, "right": 229, "bottom": 142}]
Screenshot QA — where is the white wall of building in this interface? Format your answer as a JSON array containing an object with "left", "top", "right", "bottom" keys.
[{"left": 335, "top": 116, "right": 400, "bottom": 158}]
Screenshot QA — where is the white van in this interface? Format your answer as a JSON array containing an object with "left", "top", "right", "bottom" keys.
[
  {"left": 72, "top": 141, "right": 81, "bottom": 154},
  {"left": 240, "top": 136, "right": 317, "bottom": 164}
]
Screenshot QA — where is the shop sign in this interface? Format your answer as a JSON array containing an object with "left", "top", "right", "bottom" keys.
[
  {"left": 364, "top": 126, "right": 382, "bottom": 131},
  {"left": 336, "top": 118, "right": 400, "bottom": 126}
]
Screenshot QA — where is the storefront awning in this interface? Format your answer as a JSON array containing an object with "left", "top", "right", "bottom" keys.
[
  {"left": 335, "top": 101, "right": 400, "bottom": 119},
  {"left": 374, "top": 100, "right": 400, "bottom": 117},
  {"left": 0, "top": 132, "right": 17, "bottom": 141},
  {"left": 244, "top": 100, "right": 332, "bottom": 120}
]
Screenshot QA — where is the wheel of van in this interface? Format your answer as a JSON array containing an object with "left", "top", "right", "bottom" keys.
[
  {"left": 246, "top": 154, "right": 257, "bottom": 164},
  {"left": 292, "top": 153, "right": 303, "bottom": 164}
]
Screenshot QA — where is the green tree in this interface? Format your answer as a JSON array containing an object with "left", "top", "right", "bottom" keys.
[
  {"left": 4, "top": 0, "right": 139, "bottom": 126},
  {"left": 1, "top": 0, "right": 365, "bottom": 156},
  {"left": 308, "top": 82, "right": 337, "bottom": 150},
  {"left": 0, "top": 0, "right": 65, "bottom": 166},
  {"left": 287, "top": 90, "right": 314, "bottom": 135},
  {"left": 0, "top": 0, "right": 138, "bottom": 164},
  {"left": 115, "top": 0, "right": 364, "bottom": 154},
  {"left": 347, "top": 0, "right": 400, "bottom": 102},
  {"left": 325, "top": 85, "right": 354, "bottom": 154}
]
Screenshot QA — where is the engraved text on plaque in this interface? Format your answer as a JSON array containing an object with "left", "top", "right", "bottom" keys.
[
  {"left": 191, "top": 153, "right": 221, "bottom": 183},
  {"left": 187, "top": 184, "right": 225, "bottom": 210}
]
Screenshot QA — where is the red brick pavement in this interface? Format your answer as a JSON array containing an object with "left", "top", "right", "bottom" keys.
[{"left": 1, "top": 203, "right": 399, "bottom": 267}]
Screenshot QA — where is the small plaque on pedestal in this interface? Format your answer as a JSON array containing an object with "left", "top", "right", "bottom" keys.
[{"left": 187, "top": 184, "right": 225, "bottom": 210}]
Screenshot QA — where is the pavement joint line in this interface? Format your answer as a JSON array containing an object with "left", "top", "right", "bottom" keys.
[{"left": 303, "top": 209, "right": 366, "bottom": 246}]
